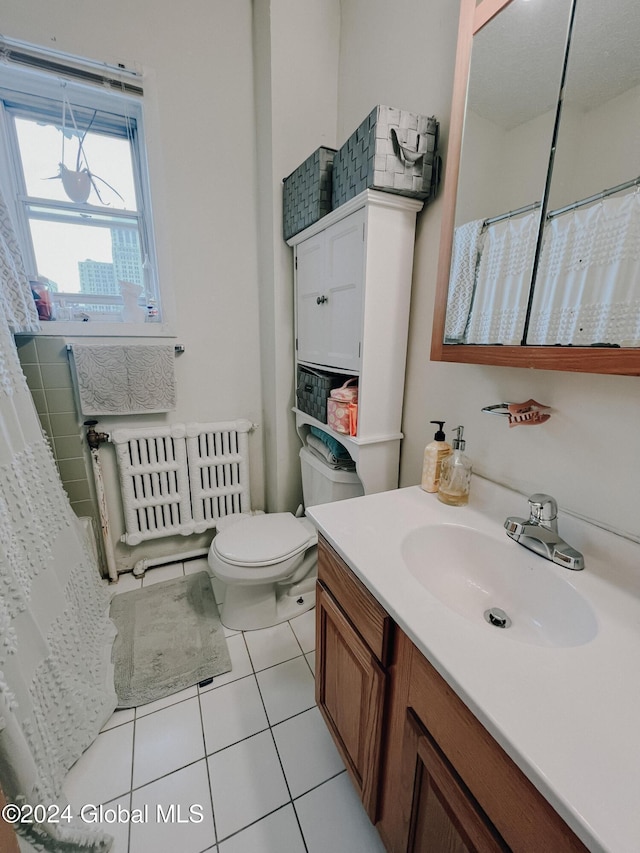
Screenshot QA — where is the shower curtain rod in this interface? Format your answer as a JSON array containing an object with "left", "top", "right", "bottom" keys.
[
  {"left": 482, "top": 175, "right": 640, "bottom": 228},
  {"left": 482, "top": 201, "right": 541, "bottom": 228},
  {"left": 547, "top": 175, "right": 640, "bottom": 219}
]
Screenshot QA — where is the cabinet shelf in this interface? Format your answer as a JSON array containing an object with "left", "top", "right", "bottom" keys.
[{"left": 294, "top": 408, "right": 403, "bottom": 448}]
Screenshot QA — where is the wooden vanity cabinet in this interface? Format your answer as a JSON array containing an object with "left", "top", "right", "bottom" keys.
[
  {"left": 397, "top": 708, "right": 508, "bottom": 853},
  {"left": 379, "top": 631, "right": 589, "bottom": 852},
  {"left": 315, "top": 537, "right": 393, "bottom": 820},
  {"left": 316, "top": 536, "right": 589, "bottom": 853}
]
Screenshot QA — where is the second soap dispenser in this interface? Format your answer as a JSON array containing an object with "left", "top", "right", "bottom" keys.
[
  {"left": 437, "top": 425, "right": 472, "bottom": 506},
  {"left": 421, "top": 421, "right": 452, "bottom": 493}
]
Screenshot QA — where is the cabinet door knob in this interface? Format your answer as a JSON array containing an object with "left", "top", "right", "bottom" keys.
[{"left": 316, "top": 295, "right": 328, "bottom": 305}]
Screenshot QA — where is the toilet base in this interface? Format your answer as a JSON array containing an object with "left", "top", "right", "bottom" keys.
[{"left": 219, "top": 558, "right": 317, "bottom": 631}]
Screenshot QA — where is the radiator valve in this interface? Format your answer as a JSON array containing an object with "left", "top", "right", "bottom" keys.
[{"left": 84, "top": 419, "right": 109, "bottom": 450}]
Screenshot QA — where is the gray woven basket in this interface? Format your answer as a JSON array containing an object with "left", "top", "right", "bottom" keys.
[
  {"left": 332, "top": 106, "right": 439, "bottom": 209},
  {"left": 296, "top": 366, "right": 342, "bottom": 423},
  {"left": 283, "top": 146, "right": 336, "bottom": 240}
]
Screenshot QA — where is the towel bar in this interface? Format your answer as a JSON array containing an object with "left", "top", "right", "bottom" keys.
[{"left": 66, "top": 343, "right": 184, "bottom": 353}]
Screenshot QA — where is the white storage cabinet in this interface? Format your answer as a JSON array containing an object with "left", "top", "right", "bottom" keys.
[{"left": 288, "top": 189, "right": 422, "bottom": 494}]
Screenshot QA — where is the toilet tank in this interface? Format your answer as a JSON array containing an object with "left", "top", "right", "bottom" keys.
[{"left": 300, "top": 446, "right": 364, "bottom": 506}]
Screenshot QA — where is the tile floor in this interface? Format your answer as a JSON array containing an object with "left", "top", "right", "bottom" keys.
[{"left": 63, "top": 558, "right": 386, "bottom": 853}]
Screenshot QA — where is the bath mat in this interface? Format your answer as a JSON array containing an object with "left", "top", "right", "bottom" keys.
[{"left": 110, "top": 571, "right": 231, "bottom": 708}]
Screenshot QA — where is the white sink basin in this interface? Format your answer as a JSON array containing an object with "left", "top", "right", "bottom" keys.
[{"left": 401, "top": 523, "right": 598, "bottom": 647}]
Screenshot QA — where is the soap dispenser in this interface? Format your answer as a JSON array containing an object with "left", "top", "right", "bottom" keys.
[
  {"left": 421, "top": 421, "right": 452, "bottom": 493},
  {"left": 437, "top": 425, "right": 472, "bottom": 506}
]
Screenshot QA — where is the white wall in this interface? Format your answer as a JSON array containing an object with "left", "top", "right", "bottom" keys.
[
  {"left": 550, "top": 83, "right": 640, "bottom": 208},
  {"left": 337, "top": 0, "right": 640, "bottom": 541},
  {"left": 253, "top": 0, "right": 340, "bottom": 513},
  {"left": 458, "top": 80, "right": 640, "bottom": 221},
  {"left": 2, "top": 0, "right": 266, "bottom": 569}
]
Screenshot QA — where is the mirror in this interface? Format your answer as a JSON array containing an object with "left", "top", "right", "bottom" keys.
[
  {"left": 431, "top": 0, "right": 640, "bottom": 374},
  {"left": 527, "top": 0, "right": 640, "bottom": 347},
  {"left": 446, "top": 0, "right": 571, "bottom": 347}
]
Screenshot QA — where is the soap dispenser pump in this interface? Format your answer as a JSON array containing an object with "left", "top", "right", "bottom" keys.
[
  {"left": 421, "top": 420, "right": 452, "bottom": 493},
  {"left": 437, "top": 425, "right": 472, "bottom": 506}
]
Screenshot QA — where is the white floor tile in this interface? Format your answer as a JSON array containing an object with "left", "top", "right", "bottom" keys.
[
  {"left": 136, "top": 685, "right": 198, "bottom": 718},
  {"left": 256, "top": 657, "right": 316, "bottom": 725},
  {"left": 218, "top": 804, "right": 305, "bottom": 853},
  {"left": 305, "top": 651, "right": 316, "bottom": 675},
  {"left": 85, "top": 794, "right": 131, "bottom": 853},
  {"left": 142, "top": 562, "right": 184, "bottom": 586},
  {"left": 295, "top": 772, "right": 386, "bottom": 853},
  {"left": 289, "top": 609, "right": 316, "bottom": 654},
  {"left": 198, "top": 633, "right": 252, "bottom": 692},
  {"left": 183, "top": 556, "right": 210, "bottom": 576},
  {"left": 208, "top": 730, "right": 289, "bottom": 841},
  {"left": 112, "top": 572, "right": 142, "bottom": 594},
  {"left": 64, "top": 723, "right": 134, "bottom": 810},
  {"left": 244, "top": 622, "right": 303, "bottom": 672},
  {"left": 201, "top": 675, "right": 268, "bottom": 754},
  {"left": 101, "top": 707, "right": 135, "bottom": 732},
  {"left": 132, "top": 697, "right": 204, "bottom": 788},
  {"left": 130, "top": 760, "right": 215, "bottom": 853},
  {"left": 272, "top": 707, "right": 344, "bottom": 798}
]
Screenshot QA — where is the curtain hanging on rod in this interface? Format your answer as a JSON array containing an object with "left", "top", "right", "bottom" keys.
[
  {"left": 465, "top": 210, "right": 540, "bottom": 345},
  {"left": 528, "top": 191, "right": 640, "bottom": 346},
  {"left": 0, "top": 185, "right": 116, "bottom": 852}
]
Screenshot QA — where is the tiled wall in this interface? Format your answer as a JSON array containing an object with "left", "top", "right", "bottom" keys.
[{"left": 16, "top": 336, "right": 98, "bottom": 525}]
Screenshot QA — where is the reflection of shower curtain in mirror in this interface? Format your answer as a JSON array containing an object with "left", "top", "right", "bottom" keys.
[
  {"left": 528, "top": 193, "right": 640, "bottom": 346},
  {"left": 465, "top": 212, "right": 539, "bottom": 345}
]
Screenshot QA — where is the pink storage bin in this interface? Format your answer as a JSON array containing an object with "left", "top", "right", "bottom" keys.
[{"left": 327, "top": 379, "right": 358, "bottom": 434}]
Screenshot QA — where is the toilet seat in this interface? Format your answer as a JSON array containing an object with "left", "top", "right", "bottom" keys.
[{"left": 213, "top": 512, "right": 316, "bottom": 567}]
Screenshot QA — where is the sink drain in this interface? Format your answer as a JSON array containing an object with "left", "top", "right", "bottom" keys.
[{"left": 484, "top": 607, "right": 512, "bottom": 629}]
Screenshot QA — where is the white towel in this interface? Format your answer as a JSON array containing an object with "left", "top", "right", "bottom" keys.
[
  {"left": 72, "top": 344, "right": 177, "bottom": 416},
  {"left": 306, "top": 434, "right": 355, "bottom": 470},
  {"left": 444, "top": 219, "right": 484, "bottom": 341}
]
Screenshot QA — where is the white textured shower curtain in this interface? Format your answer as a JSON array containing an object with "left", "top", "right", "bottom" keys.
[
  {"left": 527, "top": 192, "right": 640, "bottom": 346},
  {"left": 0, "top": 189, "right": 116, "bottom": 851},
  {"left": 465, "top": 211, "right": 540, "bottom": 345}
]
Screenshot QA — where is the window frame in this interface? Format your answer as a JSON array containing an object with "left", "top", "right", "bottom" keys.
[{"left": 0, "top": 61, "right": 173, "bottom": 337}]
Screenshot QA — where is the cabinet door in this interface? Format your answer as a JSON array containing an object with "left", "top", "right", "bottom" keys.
[
  {"left": 315, "top": 582, "right": 386, "bottom": 821},
  {"left": 324, "top": 209, "right": 365, "bottom": 371},
  {"left": 296, "top": 231, "right": 327, "bottom": 366},
  {"left": 295, "top": 209, "right": 365, "bottom": 371},
  {"left": 400, "top": 710, "right": 509, "bottom": 853}
]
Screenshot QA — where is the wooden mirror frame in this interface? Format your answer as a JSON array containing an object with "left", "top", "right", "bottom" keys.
[{"left": 430, "top": 0, "right": 640, "bottom": 376}]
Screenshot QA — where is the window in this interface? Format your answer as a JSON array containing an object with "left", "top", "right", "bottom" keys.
[{"left": 0, "top": 47, "right": 163, "bottom": 331}]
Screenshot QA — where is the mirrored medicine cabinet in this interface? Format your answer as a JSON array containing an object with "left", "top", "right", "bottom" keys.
[{"left": 431, "top": 0, "right": 640, "bottom": 375}]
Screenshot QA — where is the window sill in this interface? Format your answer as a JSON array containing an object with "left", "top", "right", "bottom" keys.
[{"left": 16, "top": 320, "right": 176, "bottom": 338}]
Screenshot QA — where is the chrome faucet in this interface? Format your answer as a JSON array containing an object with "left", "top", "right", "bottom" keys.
[{"left": 504, "top": 493, "right": 584, "bottom": 570}]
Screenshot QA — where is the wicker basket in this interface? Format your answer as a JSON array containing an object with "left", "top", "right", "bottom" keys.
[
  {"left": 332, "top": 105, "right": 439, "bottom": 209},
  {"left": 283, "top": 146, "right": 336, "bottom": 240},
  {"left": 296, "top": 366, "right": 343, "bottom": 423}
]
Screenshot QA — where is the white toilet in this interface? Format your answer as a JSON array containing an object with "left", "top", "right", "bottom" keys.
[{"left": 208, "top": 445, "right": 363, "bottom": 630}]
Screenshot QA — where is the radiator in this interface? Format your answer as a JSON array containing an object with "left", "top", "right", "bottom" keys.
[{"left": 111, "top": 419, "right": 253, "bottom": 546}]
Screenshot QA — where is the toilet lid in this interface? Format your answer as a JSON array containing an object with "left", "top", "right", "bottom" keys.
[{"left": 214, "top": 512, "right": 313, "bottom": 565}]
